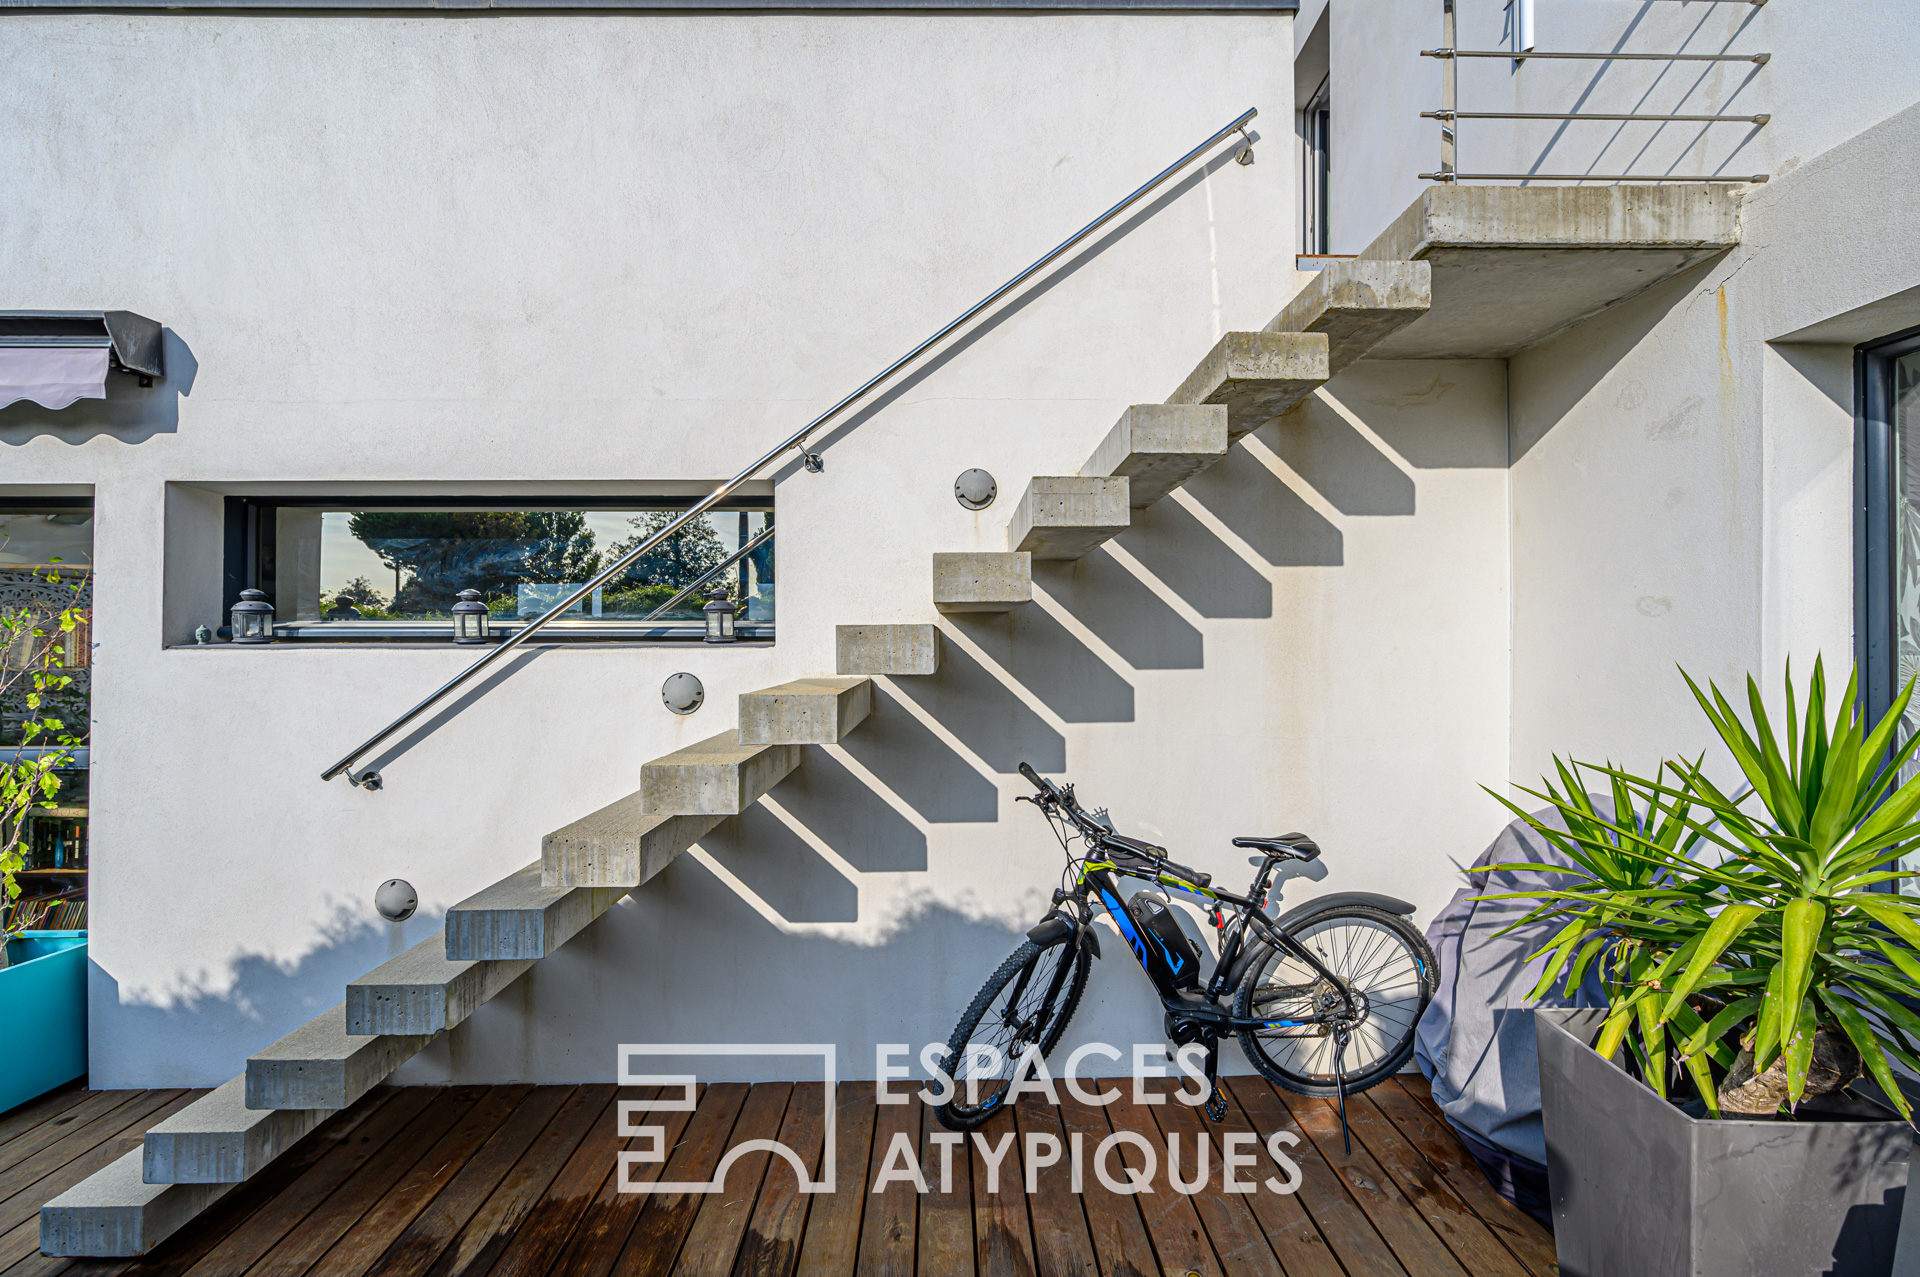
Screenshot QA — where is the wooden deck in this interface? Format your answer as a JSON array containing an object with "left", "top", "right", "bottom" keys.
[{"left": 0, "top": 1074, "right": 1556, "bottom": 1277}]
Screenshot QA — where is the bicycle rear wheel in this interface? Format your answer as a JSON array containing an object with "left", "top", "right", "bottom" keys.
[
  {"left": 935, "top": 938, "right": 1090, "bottom": 1131},
  {"left": 1233, "top": 905, "right": 1435, "bottom": 1097}
]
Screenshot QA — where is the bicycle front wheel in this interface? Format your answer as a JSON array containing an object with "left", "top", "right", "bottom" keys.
[
  {"left": 935, "top": 938, "right": 1090, "bottom": 1131},
  {"left": 1233, "top": 905, "right": 1435, "bottom": 1097}
]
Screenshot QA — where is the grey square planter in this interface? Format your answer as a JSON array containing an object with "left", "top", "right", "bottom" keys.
[{"left": 1538, "top": 1008, "right": 1911, "bottom": 1277}]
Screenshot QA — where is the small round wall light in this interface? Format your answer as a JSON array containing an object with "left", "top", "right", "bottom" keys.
[
  {"left": 955, "top": 469, "right": 997, "bottom": 511},
  {"left": 662, "top": 671, "right": 705, "bottom": 715},
  {"left": 375, "top": 878, "right": 418, "bottom": 922},
  {"left": 230, "top": 589, "right": 275, "bottom": 644},
  {"left": 451, "top": 589, "right": 491, "bottom": 645}
]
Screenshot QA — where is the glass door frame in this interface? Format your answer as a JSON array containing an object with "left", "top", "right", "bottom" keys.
[{"left": 1856, "top": 323, "right": 1920, "bottom": 737}]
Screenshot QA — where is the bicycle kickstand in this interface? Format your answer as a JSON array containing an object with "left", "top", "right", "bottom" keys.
[
  {"left": 1333, "top": 1028, "right": 1352, "bottom": 1154},
  {"left": 1201, "top": 1037, "right": 1227, "bottom": 1123}
]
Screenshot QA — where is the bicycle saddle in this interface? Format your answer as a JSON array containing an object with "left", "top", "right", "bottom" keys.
[{"left": 1232, "top": 832, "right": 1321, "bottom": 861}]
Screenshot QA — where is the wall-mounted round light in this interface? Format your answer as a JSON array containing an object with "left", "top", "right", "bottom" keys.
[
  {"left": 703, "top": 586, "right": 737, "bottom": 644},
  {"left": 955, "top": 469, "right": 997, "bottom": 511},
  {"left": 662, "top": 672, "right": 705, "bottom": 714},
  {"left": 375, "top": 878, "right": 417, "bottom": 921},
  {"left": 230, "top": 589, "right": 274, "bottom": 644},
  {"left": 451, "top": 589, "right": 490, "bottom": 645}
]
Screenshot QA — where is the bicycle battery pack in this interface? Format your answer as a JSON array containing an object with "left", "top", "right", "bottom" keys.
[{"left": 1127, "top": 892, "right": 1202, "bottom": 991}]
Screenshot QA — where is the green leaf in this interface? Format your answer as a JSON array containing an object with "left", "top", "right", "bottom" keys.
[
  {"left": 1853, "top": 897, "right": 1920, "bottom": 950},
  {"left": 1659, "top": 903, "right": 1765, "bottom": 1023},
  {"left": 1819, "top": 990, "right": 1914, "bottom": 1122},
  {"left": 1779, "top": 899, "right": 1825, "bottom": 1021},
  {"left": 1683, "top": 1050, "right": 1722, "bottom": 1118},
  {"left": 1680, "top": 995, "right": 1762, "bottom": 1058},
  {"left": 1782, "top": 995, "right": 1818, "bottom": 1105}
]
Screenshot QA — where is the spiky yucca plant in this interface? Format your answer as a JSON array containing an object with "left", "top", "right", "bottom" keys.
[{"left": 1487, "top": 659, "right": 1920, "bottom": 1120}]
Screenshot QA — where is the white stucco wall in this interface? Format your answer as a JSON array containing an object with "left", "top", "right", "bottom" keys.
[{"left": 3, "top": 11, "right": 1518, "bottom": 1087}]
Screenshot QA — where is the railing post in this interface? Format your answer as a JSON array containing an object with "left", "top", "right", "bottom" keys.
[{"left": 1440, "top": 0, "right": 1457, "bottom": 180}]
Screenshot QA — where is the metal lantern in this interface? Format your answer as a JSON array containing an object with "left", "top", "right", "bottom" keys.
[
  {"left": 703, "top": 585, "right": 737, "bottom": 643},
  {"left": 230, "top": 588, "right": 274, "bottom": 644},
  {"left": 451, "top": 589, "right": 490, "bottom": 644}
]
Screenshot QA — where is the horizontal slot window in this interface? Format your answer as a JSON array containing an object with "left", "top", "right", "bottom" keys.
[{"left": 224, "top": 497, "right": 773, "bottom": 642}]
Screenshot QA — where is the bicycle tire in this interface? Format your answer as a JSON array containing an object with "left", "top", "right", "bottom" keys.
[
  {"left": 1233, "top": 905, "right": 1436, "bottom": 1098},
  {"left": 934, "top": 937, "right": 1091, "bottom": 1131}
]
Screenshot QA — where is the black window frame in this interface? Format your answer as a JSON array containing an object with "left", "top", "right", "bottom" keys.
[
  {"left": 221, "top": 493, "right": 775, "bottom": 644},
  {"left": 1855, "top": 324, "right": 1920, "bottom": 731}
]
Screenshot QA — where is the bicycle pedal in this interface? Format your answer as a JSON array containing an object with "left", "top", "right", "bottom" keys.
[{"left": 1204, "top": 1086, "right": 1227, "bottom": 1123}]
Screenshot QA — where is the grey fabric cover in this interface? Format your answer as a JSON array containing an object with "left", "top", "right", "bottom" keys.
[{"left": 1415, "top": 802, "right": 1608, "bottom": 1165}]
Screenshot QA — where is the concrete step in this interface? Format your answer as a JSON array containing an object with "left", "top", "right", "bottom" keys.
[
  {"left": 1264, "top": 259, "right": 1431, "bottom": 374},
  {"left": 40, "top": 1149, "right": 236, "bottom": 1257},
  {"left": 245, "top": 1003, "right": 434, "bottom": 1111},
  {"left": 142, "top": 1076, "right": 333, "bottom": 1185},
  {"left": 739, "top": 677, "right": 873, "bottom": 745},
  {"left": 933, "top": 551, "right": 1031, "bottom": 613},
  {"left": 640, "top": 729, "right": 804, "bottom": 816},
  {"left": 344, "top": 933, "right": 536, "bottom": 1035},
  {"left": 445, "top": 861, "right": 628, "bottom": 959},
  {"left": 837, "top": 624, "right": 941, "bottom": 676},
  {"left": 1078, "top": 404, "right": 1229, "bottom": 509},
  {"left": 1007, "top": 477, "right": 1130, "bottom": 561},
  {"left": 543, "top": 799, "right": 724, "bottom": 888},
  {"left": 1166, "top": 331, "right": 1329, "bottom": 443}
]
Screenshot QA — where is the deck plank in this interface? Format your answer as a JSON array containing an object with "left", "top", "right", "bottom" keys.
[
  {"left": 731, "top": 1081, "right": 828, "bottom": 1277},
  {"left": 1202, "top": 1077, "right": 1342, "bottom": 1277},
  {"left": 1366, "top": 1080, "right": 1557, "bottom": 1277},
  {"left": 792, "top": 1081, "right": 876, "bottom": 1277},
  {"left": 1336, "top": 1092, "right": 1531, "bottom": 1277},
  {"left": 970, "top": 1112, "right": 1036, "bottom": 1277},
  {"left": 303, "top": 1085, "right": 542, "bottom": 1277},
  {"left": 1013, "top": 1096, "right": 1096, "bottom": 1277},
  {"left": 616, "top": 1082, "right": 751, "bottom": 1277},
  {"left": 1101, "top": 1087, "right": 1214, "bottom": 1277},
  {"left": 357, "top": 1085, "right": 575, "bottom": 1277},
  {"left": 675, "top": 1083, "right": 794, "bottom": 1277},
  {"left": 915, "top": 1097, "right": 972, "bottom": 1277},
  {"left": 1054, "top": 1097, "right": 1155, "bottom": 1277},
  {"left": 227, "top": 1088, "right": 483, "bottom": 1277},
  {"left": 1222, "top": 1077, "right": 1406, "bottom": 1277},
  {"left": 0, "top": 1093, "right": 190, "bottom": 1206},
  {"left": 852, "top": 1096, "right": 917, "bottom": 1277},
  {"left": 0, "top": 1087, "right": 90, "bottom": 1158},
  {"left": 1270, "top": 1087, "right": 1467, "bottom": 1277},
  {"left": 416, "top": 1083, "right": 612, "bottom": 1277},
  {"left": 480, "top": 1086, "right": 644, "bottom": 1277},
  {"left": 546, "top": 1087, "right": 692, "bottom": 1277},
  {"left": 0, "top": 1094, "right": 150, "bottom": 1181},
  {"left": 1144, "top": 1083, "right": 1282, "bottom": 1277}
]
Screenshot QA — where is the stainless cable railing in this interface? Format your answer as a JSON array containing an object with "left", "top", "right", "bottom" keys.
[
  {"left": 1421, "top": 0, "right": 1770, "bottom": 184},
  {"left": 321, "top": 107, "right": 1258, "bottom": 788}
]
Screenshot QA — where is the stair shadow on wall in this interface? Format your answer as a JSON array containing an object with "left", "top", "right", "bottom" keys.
[
  {"left": 1180, "top": 442, "right": 1345, "bottom": 569},
  {"left": 838, "top": 686, "right": 1000, "bottom": 823},
  {"left": 769, "top": 747, "right": 927, "bottom": 873},
  {"left": 85, "top": 899, "right": 444, "bottom": 1088},
  {"left": 1252, "top": 399, "right": 1416, "bottom": 516},
  {"left": 886, "top": 642, "right": 1066, "bottom": 773},
  {"left": 1031, "top": 550, "right": 1202, "bottom": 670},
  {"left": 699, "top": 807, "right": 859, "bottom": 924},
  {"left": 946, "top": 608, "right": 1133, "bottom": 723},
  {"left": 1114, "top": 497, "right": 1275, "bottom": 617}
]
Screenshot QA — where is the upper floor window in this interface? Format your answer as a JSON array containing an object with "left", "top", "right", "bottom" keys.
[{"left": 226, "top": 497, "right": 773, "bottom": 642}]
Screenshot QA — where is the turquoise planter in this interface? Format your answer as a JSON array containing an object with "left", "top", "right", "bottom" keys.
[{"left": 0, "top": 931, "right": 87, "bottom": 1113}]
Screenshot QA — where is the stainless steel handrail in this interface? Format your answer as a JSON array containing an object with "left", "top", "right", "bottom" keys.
[
  {"left": 1417, "top": 171, "right": 1768, "bottom": 182},
  {"left": 639, "top": 524, "right": 777, "bottom": 622},
  {"left": 1424, "top": 47, "right": 1770, "bottom": 63},
  {"left": 321, "top": 107, "right": 1258, "bottom": 786},
  {"left": 1424, "top": 110, "right": 1769, "bottom": 123}
]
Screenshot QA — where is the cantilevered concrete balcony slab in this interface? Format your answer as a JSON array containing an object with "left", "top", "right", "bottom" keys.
[{"left": 1356, "top": 184, "right": 1742, "bottom": 359}]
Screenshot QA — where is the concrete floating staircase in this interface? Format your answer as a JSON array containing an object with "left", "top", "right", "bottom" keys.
[{"left": 41, "top": 210, "right": 1441, "bottom": 1263}]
